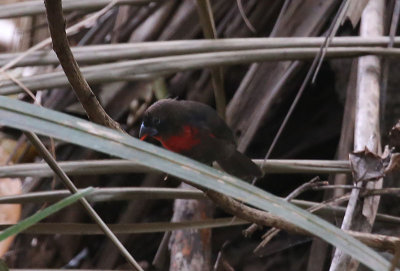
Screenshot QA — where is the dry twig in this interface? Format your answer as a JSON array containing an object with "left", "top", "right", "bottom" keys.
[
  {"left": 330, "top": 0, "right": 384, "bottom": 269},
  {"left": 44, "top": 0, "right": 122, "bottom": 130},
  {"left": 24, "top": 132, "right": 143, "bottom": 271},
  {"left": 204, "top": 189, "right": 398, "bottom": 253},
  {"left": 195, "top": 0, "right": 226, "bottom": 118}
]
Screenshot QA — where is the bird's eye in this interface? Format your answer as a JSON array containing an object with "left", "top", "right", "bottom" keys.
[{"left": 153, "top": 117, "right": 161, "bottom": 126}]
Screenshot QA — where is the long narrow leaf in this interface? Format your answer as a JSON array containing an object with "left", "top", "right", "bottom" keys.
[
  {"left": 2, "top": 47, "right": 400, "bottom": 95},
  {"left": 0, "top": 159, "right": 350, "bottom": 178},
  {"left": 0, "top": 96, "right": 394, "bottom": 271},
  {"left": 0, "top": 218, "right": 248, "bottom": 235},
  {"left": 0, "top": 38, "right": 400, "bottom": 68},
  {"left": 0, "top": 0, "right": 157, "bottom": 19},
  {"left": 0, "top": 188, "right": 399, "bottom": 224},
  {"left": 0, "top": 187, "right": 93, "bottom": 241}
]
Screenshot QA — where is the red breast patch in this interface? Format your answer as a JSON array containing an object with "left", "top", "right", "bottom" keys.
[{"left": 159, "top": 125, "right": 201, "bottom": 153}]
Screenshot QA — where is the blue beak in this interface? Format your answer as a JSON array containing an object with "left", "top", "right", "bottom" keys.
[{"left": 139, "top": 123, "right": 158, "bottom": 140}]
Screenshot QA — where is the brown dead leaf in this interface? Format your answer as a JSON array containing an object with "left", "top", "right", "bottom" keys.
[
  {"left": 349, "top": 145, "right": 400, "bottom": 180},
  {"left": 0, "top": 178, "right": 21, "bottom": 257},
  {"left": 0, "top": 142, "right": 22, "bottom": 257},
  {"left": 349, "top": 147, "right": 385, "bottom": 182}
]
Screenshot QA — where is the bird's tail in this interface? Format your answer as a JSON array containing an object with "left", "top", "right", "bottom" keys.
[{"left": 217, "top": 150, "right": 262, "bottom": 182}]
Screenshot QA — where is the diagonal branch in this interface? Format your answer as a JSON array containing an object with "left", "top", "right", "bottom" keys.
[
  {"left": 41, "top": 0, "right": 141, "bottom": 269},
  {"left": 204, "top": 189, "right": 399, "bottom": 253},
  {"left": 24, "top": 132, "right": 143, "bottom": 271},
  {"left": 44, "top": 0, "right": 122, "bottom": 130}
]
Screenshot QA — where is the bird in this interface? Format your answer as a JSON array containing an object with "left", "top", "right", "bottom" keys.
[{"left": 139, "top": 99, "right": 262, "bottom": 181}]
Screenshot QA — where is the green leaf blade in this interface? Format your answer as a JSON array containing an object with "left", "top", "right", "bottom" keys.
[
  {"left": 0, "top": 187, "right": 93, "bottom": 241},
  {"left": 0, "top": 96, "right": 394, "bottom": 271}
]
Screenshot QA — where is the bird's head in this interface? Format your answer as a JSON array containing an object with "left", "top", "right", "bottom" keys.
[{"left": 139, "top": 99, "right": 184, "bottom": 141}]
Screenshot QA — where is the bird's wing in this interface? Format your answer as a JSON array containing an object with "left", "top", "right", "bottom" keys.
[{"left": 183, "top": 101, "right": 236, "bottom": 145}]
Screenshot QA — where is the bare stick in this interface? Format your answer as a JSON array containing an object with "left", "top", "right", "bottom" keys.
[
  {"left": 0, "top": 158, "right": 351, "bottom": 178},
  {"left": 41, "top": 0, "right": 141, "bottom": 268},
  {"left": 252, "top": 177, "right": 328, "bottom": 251},
  {"left": 24, "top": 132, "right": 143, "bottom": 271},
  {"left": 311, "top": 0, "right": 352, "bottom": 83},
  {"left": 285, "top": 177, "right": 327, "bottom": 200},
  {"left": 44, "top": 0, "right": 122, "bottom": 130},
  {"left": 0, "top": 217, "right": 249, "bottom": 235},
  {"left": 195, "top": 0, "right": 226, "bottom": 118},
  {"left": 204, "top": 189, "right": 398, "bottom": 253},
  {"left": 4, "top": 37, "right": 400, "bottom": 68},
  {"left": 0, "top": 0, "right": 157, "bottom": 19},
  {"left": 4, "top": 47, "right": 400, "bottom": 95},
  {"left": 330, "top": 0, "right": 384, "bottom": 269},
  {"left": 244, "top": 177, "right": 326, "bottom": 237},
  {"left": 236, "top": 0, "right": 256, "bottom": 33},
  {"left": 254, "top": 193, "right": 353, "bottom": 253}
]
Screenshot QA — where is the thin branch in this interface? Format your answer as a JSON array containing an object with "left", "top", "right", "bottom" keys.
[
  {"left": 330, "top": 0, "right": 385, "bottom": 269},
  {"left": 0, "top": 218, "right": 248, "bottom": 235},
  {"left": 204, "top": 190, "right": 399, "bottom": 253},
  {"left": 285, "top": 177, "right": 328, "bottom": 200},
  {"left": 0, "top": 186, "right": 398, "bottom": 218},
  {"left": 0, "top": 193, "right": 397, "bottom": 253},
  {"left": 312, "top": 184, "right": 358, "bottom": 191},
  {"left": 195, "top": 0, "right": 226, "bottom": 118},
  {"left": 236, "top": 0, "right": 256, "bottom": 33},
  {"left": 44, "top": 0, "right": 121, "bottom": 130},
  {"left": 244, "top": 177, "right": 326, "bottom": 237},
  {"left": 0, "top": 187, "right": 206, "bottom": 204},
  {"left": 311, "top": 0, "right": 352, "bottom": 83},
  {"left": 0, "top": 0, "right": 158, "bottom": 19},
  {"left": 310, "top": 185, "right": 400, "bottom": 197},
  {"left": 0, "top": 159, "right": 351, "bottom": 178},
  {"left": 41, "top": 0, "right": 142, "bottom": 268},
  {"left": 2, "top": 37, "right": 400, "bottom": 68},
  {"left": 293, "top": 198, "right": 400, "bottom": 224},
  {"left": 252, "top": 178, "right": 328, "bottom": 252},
  {"left": 269, "top": 0, "right": 291, "bottom": 37},
  {"left": 257, "top": 192, "right": 353, "bottom": 255},
  {"left": 152, "top": 231, "right": 171, "bottom": 269},
  {"left": 0, "top": 186, "right": 399, "bottom": 224},
  {"left": 0, "top": 71, "right": 36, "bottom": 101},
  {"left": 24, "top": 132, "right": 142, "bottom": 271},
  {"left": 4, "top": 47, "right": 400, "bottom": 95}
]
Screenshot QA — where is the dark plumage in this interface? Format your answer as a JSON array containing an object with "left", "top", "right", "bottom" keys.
[{"left": 139, "top": 99, "right": 262, "bottom": 181}]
